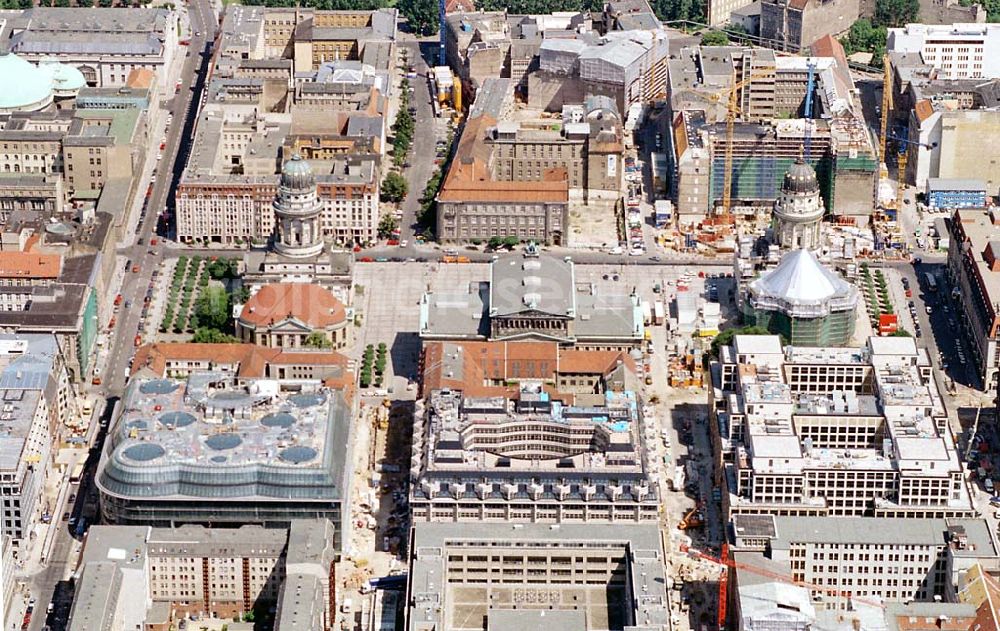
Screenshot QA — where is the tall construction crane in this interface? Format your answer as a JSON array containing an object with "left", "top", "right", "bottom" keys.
[
  {"left": 884, "top": 129, "right": 937, "bottom": 212},
  {"left": 684, "top": 543, "right": 890, "bottom": 629},
  {"left": 879, "top": 53, "right": 892, "bottom": 166},
  {"left": 719, "top": 70, "right": 784, "bottom": 217},
  {"left": 803, "top": 59, "right": 817, "bottom": 156}
]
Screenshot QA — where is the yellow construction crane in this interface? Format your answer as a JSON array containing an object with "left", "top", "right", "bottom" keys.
[
  {"left": 719, "top": 69, "right": 787, "bottom": 217},
  {"left": 879, "top": 53, "right": 892, "bottom": 166}
]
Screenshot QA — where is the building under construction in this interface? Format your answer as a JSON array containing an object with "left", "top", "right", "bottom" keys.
[{"left": 666, "top": 38, "right": 878, "bottom": 225}]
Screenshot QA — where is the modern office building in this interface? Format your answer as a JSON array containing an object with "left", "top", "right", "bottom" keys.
[
  {"left": 713, "top": 335, "right": 975, "bottom": 519},
  {"left": 96, "top": 372, "right": 353, "bottom": 549},
  {"left": 411, "top": 380, "right": 659, "bottom": 524},
  {"left": 2, "top": 7, "right": 178, "bottom": 89},
  {"left": 405, "top": 522, "right": 670, "bottom": 631},
  {"left": 927, "top": 178, "right": 988, "bottom": 210},
  {"left": 947, "top": 208, "right": 1000, "bottom": 391},
  {"left": 419, "top": 249, "right": 644, "bottom": 350},
  {"left": 0, "top": 334, "right": 74, "bottom": 547},
  {"left": 67, "top": 521, "right": 336, "bottom": 629},
  {"left": 888, "top": 23, "right": 1000, "bottom": 80},
  {"left": 732, "top": 515, "right": 999, "bottom": 605},
  {"left": 732, "top": 550, "right": 983, "bottom": 629},
  {"left": 739, "top": 249, "right": 858, "bottom": 346},
  {"left": 667, "top": 40, "right": 877, "bottom": 221}
]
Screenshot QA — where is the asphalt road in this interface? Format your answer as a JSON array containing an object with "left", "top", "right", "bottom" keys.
[
  {"left": 397, "top": 39, "right": 442, "bottom": 243},
  {"left": 103, "top": 1, "right": 218, "bottom": 398},
  {"left": 26, "top": 3, "right": 220, "bottom": 629}
]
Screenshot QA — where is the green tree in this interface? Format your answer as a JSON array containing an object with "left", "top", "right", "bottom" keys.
[
  {"left": 839, "top": 19, "right": 888, "bottom": 65},
  {"left": 233, "top": 285, "right": 251, "bottom": 304},
  {"left": 502, "top": 236, "right": 520, "bottom": 248},
  {"left": 961, "top": 0, "right": 1000, "bottom": 21},
  {"left": 890, "top": 328, "right": 913, "bottom": 337},
  {"left": 700, "top": 30, "right": 730, "bottom": 46},
  {"left": 381, "top": 172, "right": 409, "bottom": 203},
  {"left": 378, "top": 213, "right": 399, "bottom": 239},
  {"left": 194, "top": 287, "right": 230, "bottom": 331},
  {"left": 191, "top": 328, "right": 240, "bottom": 343},
  {"left": 488, "top": 236, "right": 504, "bottom": 250},
  {"left": 207, "top": 258, "right": 238, "bottom": 279},
  {"left": 399, "top": 0, "right": 439, "bottom": 34},
  {"left": 303, "top": 331, "right": 333, "bottom": 349},
  {"left": 874, "top": 0, "right": 919, "bottom": 27}
]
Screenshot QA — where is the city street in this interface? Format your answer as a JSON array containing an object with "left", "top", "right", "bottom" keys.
[
  {"left": 20, "top": 1, "right": 221, "bottom": 628},
  {"left": 396, "top": 39, "right": 446, "bottom": 244},
  {"left": 102, "top": 0, "right": 219, "bottom": 398}
]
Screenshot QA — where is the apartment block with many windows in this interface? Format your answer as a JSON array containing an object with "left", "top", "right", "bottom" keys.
[{"left": 713, "top": 335, "right": 974, "bottom": 520}]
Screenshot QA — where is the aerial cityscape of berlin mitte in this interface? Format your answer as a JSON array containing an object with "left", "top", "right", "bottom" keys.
[{"left": 4, "top": 0, "right": 1000, "bottom": 627}]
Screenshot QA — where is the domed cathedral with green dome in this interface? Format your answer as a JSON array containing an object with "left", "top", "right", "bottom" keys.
[{"left": 0, "top": 51, "right": 85, "bottom": 114}]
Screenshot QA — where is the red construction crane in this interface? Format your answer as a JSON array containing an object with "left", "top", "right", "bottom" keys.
[{"left": 682, "top": 543, "right": 888, "bottom": 628}]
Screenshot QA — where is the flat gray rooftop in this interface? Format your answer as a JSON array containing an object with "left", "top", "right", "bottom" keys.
[{"left": 408, "top": 522, "right": 668, "bottom": 631}]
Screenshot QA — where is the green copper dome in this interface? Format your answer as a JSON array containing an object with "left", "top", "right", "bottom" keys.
[
  {"left": 0, "top": 52, "right": 54, "bottom": 112},
  {"left": 40, "top": 58, "right": 85, "bottom": 95}
]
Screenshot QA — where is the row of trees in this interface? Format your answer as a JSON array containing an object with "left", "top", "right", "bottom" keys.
[
  {"left": 360, "top": 343, "right": 387, "bottom": 388},
  {"left": 392, "top": 80, "right": 414, "bottom": 169},
  {"left": 417, "top": 165, "right": 443, "bottom": 235},
  {"left": 396, "top": 0, "right": 715, "bottom": 35}
]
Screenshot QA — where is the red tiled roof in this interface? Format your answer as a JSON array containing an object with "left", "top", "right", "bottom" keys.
[
  {"left": 0, "top": 252, "right": 61, "bottom": 279},
  {"left": 558, "top": 349, "right": 635, "bottom": 374},
  {"left": 914, "top": 99, "right": 936, "bottom": 123},
  {"left": 421, "top": 341, "right": 637, "bottom": 398},
  {"left": 132, "top": 343, "right": 350, "bottom": 378},
  {"left": 422, "top": 341, "right": 559, "bottom": 396},
  {"left": 240, "top": 283, "right": 346, "bottom": 329},
  {"left": 126, "top": 68, "right": 155, "bottom": 89},
  {"left": 437, "top": 114, "right": 570, "bottom": 204}
]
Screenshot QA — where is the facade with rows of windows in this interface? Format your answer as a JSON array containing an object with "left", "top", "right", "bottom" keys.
[
  {"left": 411, "top": 385, "right": 659, "bottom": 525},
  {"left": 713, "top": 335, "right": 976, "bottom": 521},
  {"left": 732, "top": 514, "right": 998, "bottom": 605}
]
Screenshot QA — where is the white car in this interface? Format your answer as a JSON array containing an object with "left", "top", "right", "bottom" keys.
[{"left": 400, "top": 240, "right": 408, "bottom": 247}]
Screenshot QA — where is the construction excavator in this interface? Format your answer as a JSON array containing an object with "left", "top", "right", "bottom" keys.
[{"left": 677, "top": 504, "right": 705, "bottom": 530}]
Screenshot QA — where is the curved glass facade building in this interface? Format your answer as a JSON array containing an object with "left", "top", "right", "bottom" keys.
[{"left": 96, "top": 372, "right": 352, "bottom": 548}]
